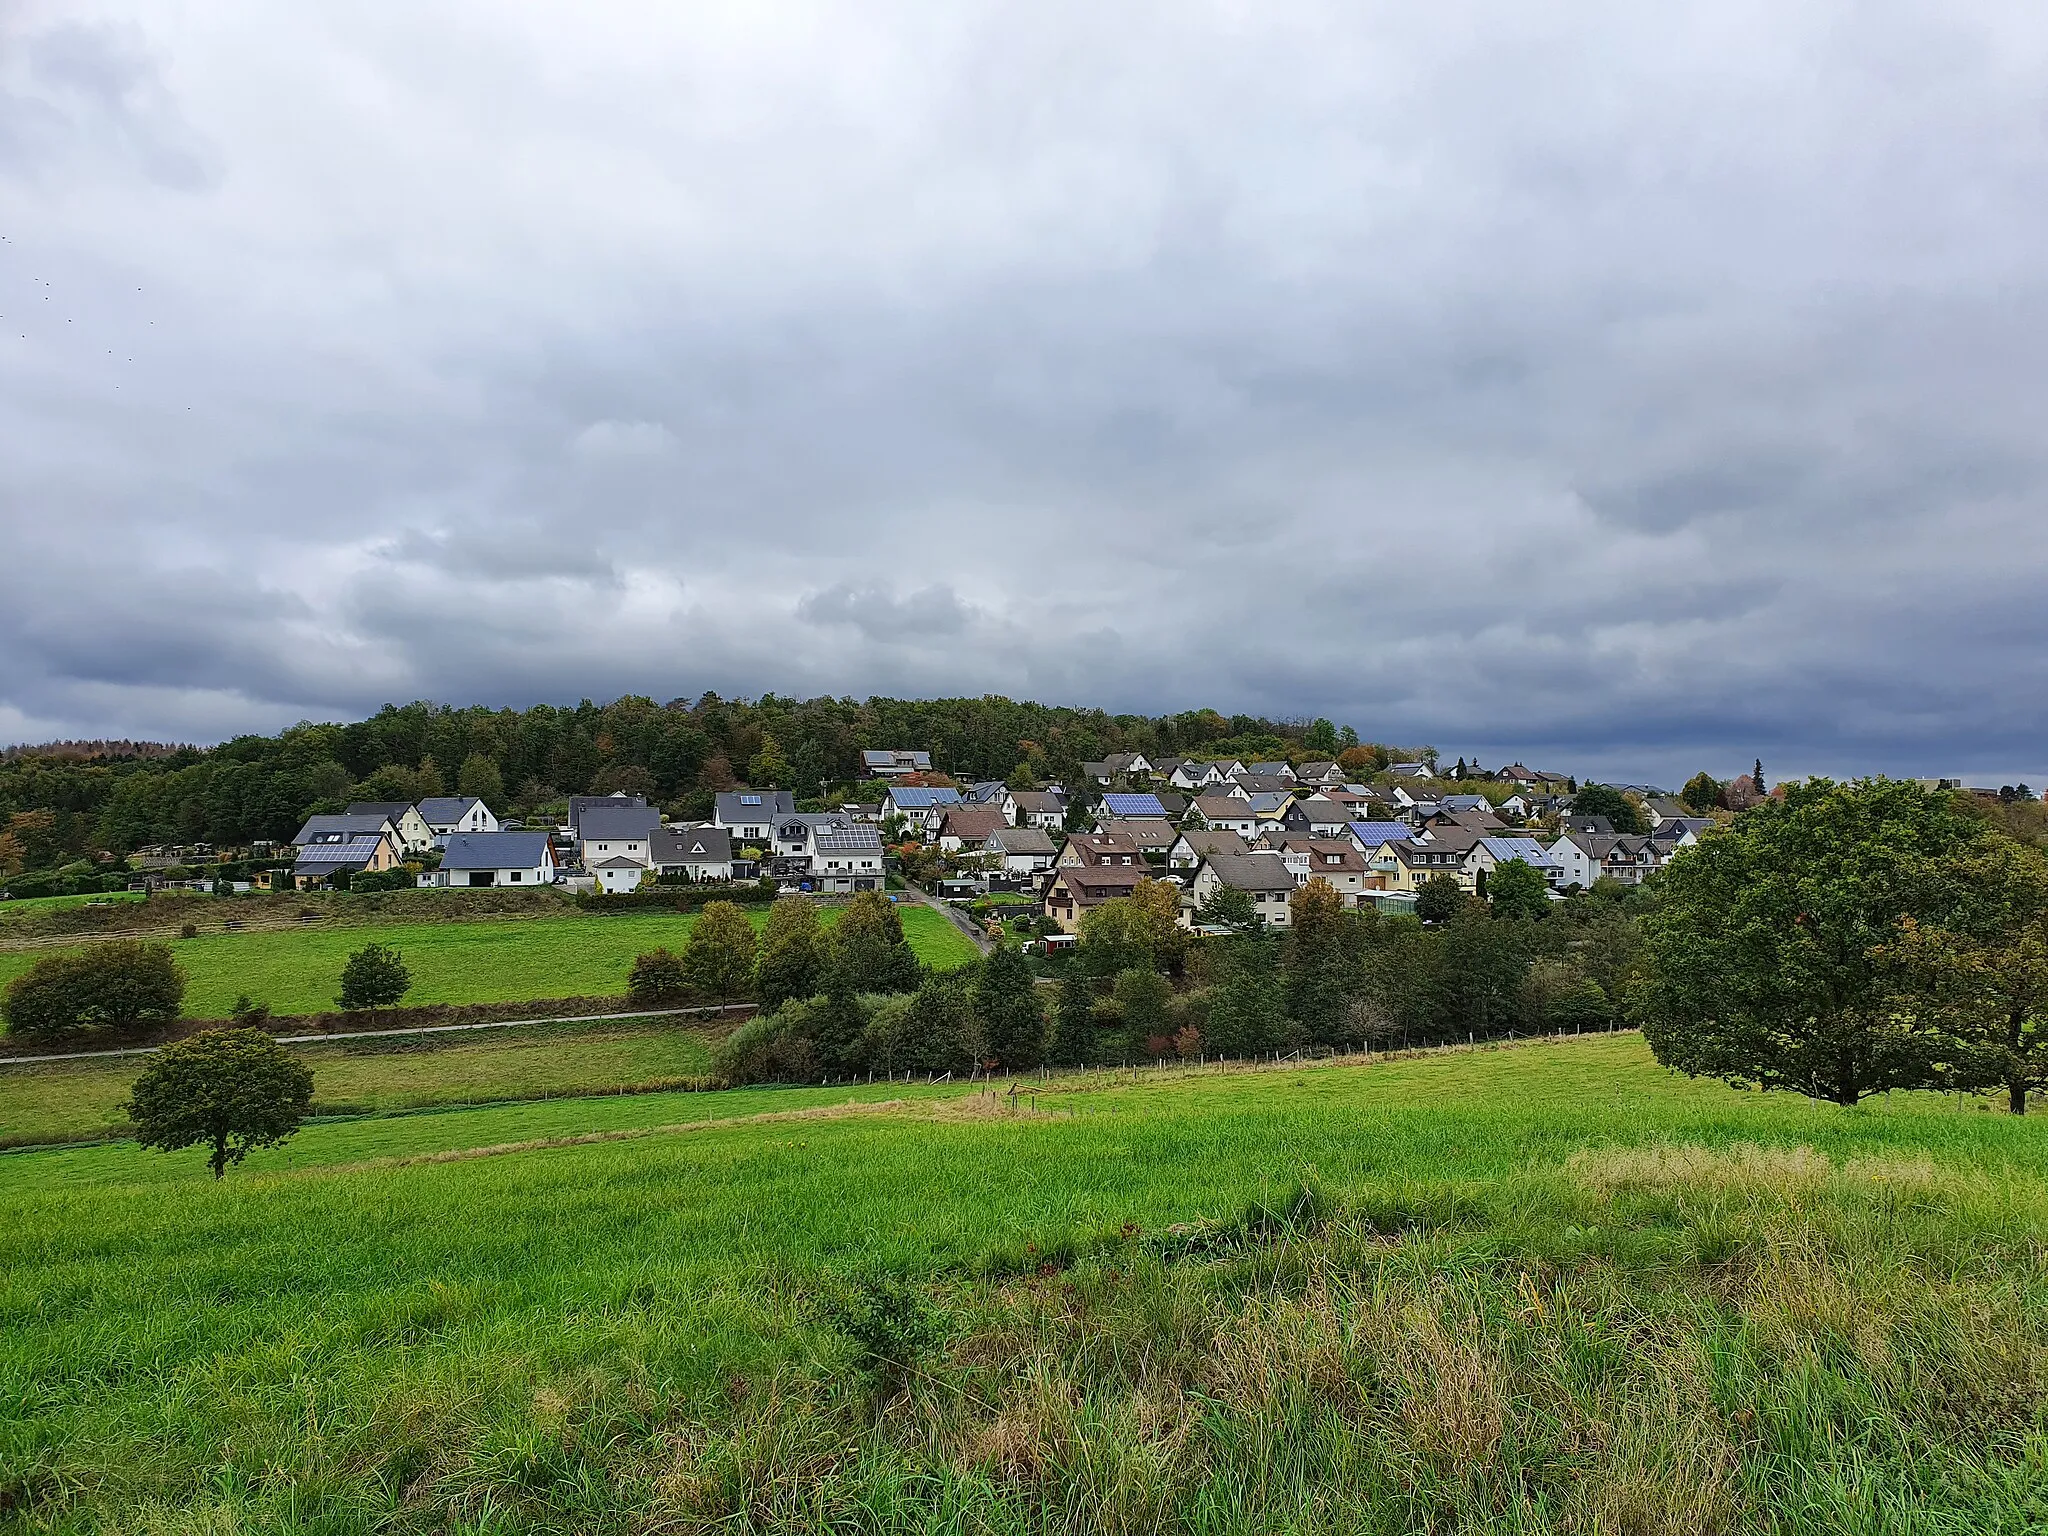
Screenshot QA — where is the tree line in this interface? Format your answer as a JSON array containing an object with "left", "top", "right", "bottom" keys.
[{"left": 0, "top": 694, "right": 1430, "bottom": 877}]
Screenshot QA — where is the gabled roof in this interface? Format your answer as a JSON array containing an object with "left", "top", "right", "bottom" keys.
[
  {"left": 652, "top": 826, "right": 733, "bottom": 862},
  {"left": 1056, "top": 864, "right": 1151, "bottom": 900},
  {"left": 1476, "top": 836, "right": 1558, "bottom": 867},
  {"left": 441, "top": 831, "right": 554, "bottom": 870},
  {"left": 1191, "top": 795, "right": 1251, "bottom": 819},
  {"left": 1203, "top": 852, "right": 1296, "bottom": 892},
  {"left": 416, "top": 796, "right": 484, "bottom": 825},
  {"left": 568, "top": 793, "right": 649, "bottom": 833},
  {"left": 986, "top": 826, "right": 1057, "bottom": 855},
  {"left": 1243, "top": 792, "right": 1295, "bottom": 816},
  {"left": 939, "top": 806, "right": 1009, "bottom": 840},
  {"left": 1287, "top": 798, "right": 1353, "bottom": 825},
  {"left": 1347, "top": 821, "right": 1416, "bottom": 847},
  {"left": 862, "top": 749, "right": 931, "bottom": 770},
  {"left": 1011, "top": 790, "right": 1067, "bottom": 814},
  {"left": 346, "top": 802, "right": 415, "bottom": 821},
  {"left": 1279, "top": 838, "right": 1368, "bottom": 871},
  {"left": 1101, "top": 792, "right": 1169, "bottom": 818},
  {"left": 1175, "top": 828, "right": 1251, "bottom": 859},
  {"left": 1098, "top": 817, "right": 1176, "bottom": 849},
  {"left": 590, "top": 857, "right": 648, "bottom": 871},
  {"left": 887, "top": 786, "right": 964, "bottom": 809},
  {"left": 1065, "top": 831, "right": 1142, "bottom": 863},
  {"left": 716, "top": 789, "right": 796, "bottom": 821},
  {"left": 579, "top": 805, "right": 660, "bottom": 842},
  {"left": 1230, "top": 773, "right": 1297, "bottom": 794},
  {"left": 814, "top": 826, "right": 884, "bottom": 853},
  {"left": 1247, "top": 762, "right": 1296, "bottom": 779},
  {"left": 295, "top": 813, "right": 397, "bottom": 846}
]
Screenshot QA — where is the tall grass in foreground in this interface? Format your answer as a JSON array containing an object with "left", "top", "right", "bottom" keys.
[{"left": 4, "top": 1038, "right": 2047, "bottom": 1533}]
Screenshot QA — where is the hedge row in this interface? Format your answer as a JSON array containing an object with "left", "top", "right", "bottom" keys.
[{"left": 573, "top": 881, "right": 787, "bottom": 914}]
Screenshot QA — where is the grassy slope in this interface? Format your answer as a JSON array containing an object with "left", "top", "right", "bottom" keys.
[
  {"left": 5, "top": 1036, "right": 2047, "bottom": 1533},
  {"left": 0, "top": 1018, "right": 727, "bottom": 1148},
  {"left": 0, "top": 893, "right": 145, "bottom": 920},
  {"left": 0, "top": 902, "right": 978, "bottom": 1018}
]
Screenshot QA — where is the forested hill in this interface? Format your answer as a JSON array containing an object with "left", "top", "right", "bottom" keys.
[{"left": 0, "top": 694, "right": 1416, "bottom": 862}]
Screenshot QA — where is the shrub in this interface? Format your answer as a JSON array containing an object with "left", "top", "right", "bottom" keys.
[
  {"left": 126, "top": 1027, "right": 315, "bottom": 1179},
  {"left": 626, "top": 947, "right": 690, "bottom": 1006},
  {"left": 2, "top": 941, "right": 184, "bottom": 1042},
  {"left": 337, "top": 943, "right": 411, "bottom": 1011},
  {"left": 713, "top": 1003, "right": 824, "bottom": 1084},
  {"left": 179, "top": 923, "right": 198, "bottom": 939}
]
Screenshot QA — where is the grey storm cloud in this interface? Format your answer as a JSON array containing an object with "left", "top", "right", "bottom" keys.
[{"left": 2, "top": 1, "right": 2047, "bottom": 784}]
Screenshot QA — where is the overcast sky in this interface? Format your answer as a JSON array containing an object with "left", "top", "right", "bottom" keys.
[{"left": 3, "top": 2, "right": 2045, "bottom": 786}]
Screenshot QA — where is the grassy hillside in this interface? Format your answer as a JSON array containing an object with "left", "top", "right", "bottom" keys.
[
  {"left": 0, "top": 1016, "right": 730, "bottom": 1149},
  {"left": 5, "top": 1035, "right": 2046, "bottom": 1533},
  {"left": 0, "top": 902, "right": 978, "bottom": 1019}
]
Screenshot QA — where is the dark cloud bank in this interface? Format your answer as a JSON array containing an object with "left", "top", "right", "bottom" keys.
[{"left": 2, "top": 3, "right": 2046, "bottom": 786}]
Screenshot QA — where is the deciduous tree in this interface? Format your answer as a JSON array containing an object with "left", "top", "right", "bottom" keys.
[
  {"left": 682, "top": 901, "right": 758, "bottom": 1003},
  {"left": 1634, "top": 778, "right": 1982, "bottom": 1105},
  {"left": 2, "top": 940, "right": 185, "bottom": 1041},
  {"left": 1487, "top": 858, "right": 1551, "bottom": 921},
  {"left": 337, "top": 943, "right": 411, "bottom": 1011},
  {"left": 757, "top": 895, "right": 824, "bottom": 1009},
  {"left": 974, "top": 944, "right": 1044, "bottom": 1068},
  {"left": 125, "top": 1027, "right": 314, "bottom": 1179}
]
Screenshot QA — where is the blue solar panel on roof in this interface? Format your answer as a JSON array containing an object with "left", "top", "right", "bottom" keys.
[{"left": 740, "top": 794, "right": 762, "bottom": 805}]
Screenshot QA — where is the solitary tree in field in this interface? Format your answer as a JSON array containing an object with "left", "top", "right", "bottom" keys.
[
  {"left": 2, "top": 940, "right": 184, "bottom": 1042},
  {"left": 126, "top": 1027, "right": 314, "bottom": 1179},
  {"left": 1634, "top": 778, "right": 1983, "bottom": 1105},
  {"left": 337, "top": 943, "right": 411, "bottom": 1011},
  {"left": 681, "top": 901, "right": 759, "bottom": 1004}
]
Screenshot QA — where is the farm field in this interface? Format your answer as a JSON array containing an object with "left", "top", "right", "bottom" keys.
[
  {"left": 6, "top": 1034, "right": 2047, "bottom": 1533},
  {"left": 0, "top": 902, "right": 978, "bottom": 1019},
  {"left": 0, "top": 1016, "right": 730, "bottom": 1149},
  {"left": 0, "top": 892, "right": 145, "bottom": 921}
]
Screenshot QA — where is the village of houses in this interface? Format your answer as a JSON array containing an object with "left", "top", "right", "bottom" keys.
[{"left": 281, "top": 748, "right": 1717, "bottom": 934}]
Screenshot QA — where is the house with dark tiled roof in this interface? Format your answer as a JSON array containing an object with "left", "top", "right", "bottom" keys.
[
  {"left": 1043, "top": 862, "right": 1150, "bottom": 933},
  {"left": 1186, "top": 852, "right": 1298, "bottom": 927},
  {"left": 416, "top": 796, "right": 499, "bottom": 845},
  {"left": 1058, "top": 831, "right": 1145, "bottom": 868},
  {"left": 1269, "top": 838, "right": 1379, "bottom": 905},
  {"left": 651, "top": 825, "right": 733, "bottom": 882},
  {"left": 427, "top": 831, "right": 557, "bottom": 889},
  {"left": 984, "top": 825, "right": 1058, "bottom": 876}
]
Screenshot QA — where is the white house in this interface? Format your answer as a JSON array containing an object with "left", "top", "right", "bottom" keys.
[
  {"left": 346, "top": 802, "right": 435, "bottom": 855},
  {"left": 650, "top": 825, "right": 734, "bottom": 883},
  {"left": 883, "top": 785, "right": 963, "bottom": 835},
  {"left": 1188, "top": 795, "right": 1258, "bottom": 834},
  {"left": 1010, "top": 790, "right": 1068, "bottom": 832},
  {"left": 715, "top": 790, "right": 796, "bottom": 846},
  {"left": 1169, "top": 828, "right": 1250, "bottom": 870},
  {"left": 578, "top": 803, "right": 659, "bottom": 870},
  {"left": 861, "top": 749, "right": 933, "bottom": 778},
  {"left": 984, "top": 825, "right": 1059, "bottom": 876},
  {"left": 1270, "top": 838, "right": 1376, "bottom": 904},
  {"left": 1168, "top": 761, "right": 1229, "bottom": 791},
  {"left": 1185, "top": 852, "right": 1297, "bottom": 928},
  {"left": 591, "top": 857, "right": 648, "bottom": 894},
  {"left": 427, "top": 831, "right": 557, "bottom": 888},
  {"left": 416, "top": 796, "right": 499, "bottom": 845}
]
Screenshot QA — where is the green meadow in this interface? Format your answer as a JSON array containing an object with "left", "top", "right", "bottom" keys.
[
  {"left": 5, "top": 1034, "right": 2047, "bottom": 1533},
  {"left": 0, "top": 903, "right": 977, "bottom": 1019},
  {"left": 0, "top": 1016, "right": 731, "bottom": 1149}
]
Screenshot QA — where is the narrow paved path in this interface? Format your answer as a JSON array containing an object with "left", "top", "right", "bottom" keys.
[{"left": 0, "top": 1003, "right": 750, "bottom": 1067}]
